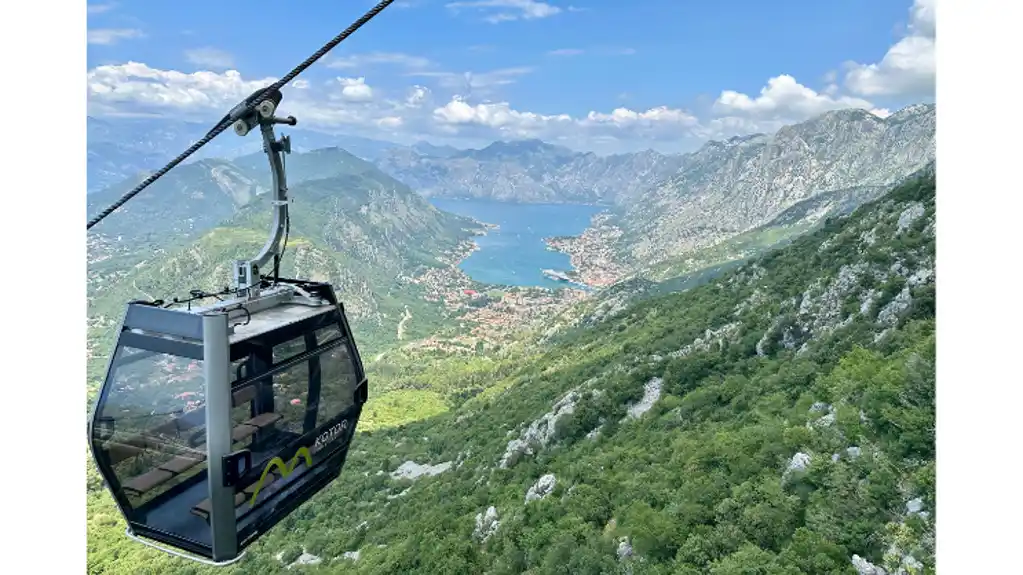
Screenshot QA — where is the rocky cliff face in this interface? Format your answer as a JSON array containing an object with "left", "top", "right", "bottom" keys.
[{"left": 614, "top": 104, "right": 935, "bottom": 264}]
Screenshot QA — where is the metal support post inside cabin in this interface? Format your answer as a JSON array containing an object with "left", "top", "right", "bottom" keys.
[{"left": 203, "top": 311, "right": 238, "bottom": 561}]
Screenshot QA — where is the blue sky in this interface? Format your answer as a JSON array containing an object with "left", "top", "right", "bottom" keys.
[{"left": 86, "top": 0, "right": 935, "bottom": 153}]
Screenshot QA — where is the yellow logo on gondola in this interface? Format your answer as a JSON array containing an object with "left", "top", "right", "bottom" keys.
[{"left": 249, "top": 447, "right": 312, "bottom": 506}]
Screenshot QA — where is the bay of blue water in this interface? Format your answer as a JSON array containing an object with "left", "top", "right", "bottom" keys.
[{"left": 430, "top": 198, "right": 602, "bottom": 288}]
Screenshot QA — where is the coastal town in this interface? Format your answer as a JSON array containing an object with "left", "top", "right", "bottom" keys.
[
  {"left": 397, "top": 216, "right": 614, "bottom": 354},
  {"left": 543, "top": 213, "right": 630, "bottom": 287}
]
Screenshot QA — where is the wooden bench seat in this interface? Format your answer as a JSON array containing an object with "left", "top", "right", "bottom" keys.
[
  {"left": 191, "top": 471, "right": 280, "bottom": 520},
  {"left": 232, "top": 424, "right": 258, "bottom": 442},
  {"left": 123, "top": 469, "right": 176, "bottom": 496},
  {"left": 113, "top": 411, "right": 286, "bottom": 497},
  {"left": 247, "top": 412, "right": 283, "bottom": 428},
  {"left": 158, "top": 453, "right": 206, "bottom": 474},
  {"left": 106, "top": 442, "right": 144, "bottom": 465}
]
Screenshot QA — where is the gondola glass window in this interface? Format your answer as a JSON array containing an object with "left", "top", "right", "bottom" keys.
[{"left": 92, "top": 347, "right": 213, "bottom": 543}]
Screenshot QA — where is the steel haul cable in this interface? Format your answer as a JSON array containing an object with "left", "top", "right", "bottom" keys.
[{"left": 86, "top": 0, "right": 396, "bottom": 231}]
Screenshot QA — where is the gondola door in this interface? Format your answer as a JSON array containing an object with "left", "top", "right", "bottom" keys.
[{"left": 213, "top": 306, "right": 366, "bottom": 551}]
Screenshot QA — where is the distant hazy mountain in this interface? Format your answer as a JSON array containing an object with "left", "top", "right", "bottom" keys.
[
  {"left": 88, "top": 116, "right": 688, "bottom": 206},
  {"left": 86, "top": 116, "right": 403, "bottom": 193},
  {"left": 374, "top": 139, "right": 686, "bottom": 205},
  {"left": 88, "top": 103, "right": 935, "bottom": 223}
]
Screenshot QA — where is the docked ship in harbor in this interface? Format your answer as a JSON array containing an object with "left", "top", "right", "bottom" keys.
[
  {"left": 542, "top": 268, "right": 572, "bottom": 282},
  {"left": 541, "top": 268, "right": 592, "bottom": 290}
]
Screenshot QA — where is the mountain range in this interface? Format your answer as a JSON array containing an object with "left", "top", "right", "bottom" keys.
[
  {"left": 375, "top": 139, "right": 686, "bottom": 205},
  {"left": 86, "top": 103, "right": 937, "bottom": 365},
  {"left": 609, "top": 104, "right": 936, "bottom": 266},
  {"left": 89, "top": 104, "right": 934, "bottom": 223}
]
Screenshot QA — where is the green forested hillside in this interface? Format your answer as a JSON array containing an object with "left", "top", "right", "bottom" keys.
[{"left": 87, "top": 169, "right": 935, "bottom": 574}]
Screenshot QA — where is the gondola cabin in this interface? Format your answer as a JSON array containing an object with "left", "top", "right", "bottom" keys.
[{"left": 88, "top": 280, "right": 367, "bottom": 564}]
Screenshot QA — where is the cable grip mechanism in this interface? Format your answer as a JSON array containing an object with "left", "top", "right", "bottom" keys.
[{"left": 229, "top": 87, "right": 298, "bottom": 298}]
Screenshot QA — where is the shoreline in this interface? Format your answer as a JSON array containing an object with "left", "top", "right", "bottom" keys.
[
  {"left": 404, "top": 233, "right": 593, "bottom": 353},
  {"left": 543, "top": 213, "right": 630, "bottom": 288}
]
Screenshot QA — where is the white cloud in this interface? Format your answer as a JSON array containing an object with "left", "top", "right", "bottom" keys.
[
  {"left": 184, "top": 48, "right": 235, "bottom": 70},
  {"left": 88, "top": 28, "right": 144, "bottom": 45},
  {"left": 909, "top": 0, "right": 936, "bottom": 38},
  {"left": 843, "top": 0, "right": 935, "bottom": 97},
  {"left": 328, "top": 52, "right": 432, "bottom": 70},
  {"left": 86, "top": 61, "right": 704, "bottom": 150},
  {"left": 377, "top": 116, "right": 404, "bottom": 129},
  {"left": 583, "top": 107, "right": 698, "bottom": 127},
  {"left": 714, "top": 74, "right": 877, "bottom": 119},
  {"left": 445, "top": 0, "right": 562, "bottom": 23},
  {"left": 337, "top": 77, "right": 374, "bottom": 102},
  {"left": 701, "top": 74, "right": 898, "bottom": 139},
  {"left": 86, "top": 62, "right": 275, "bottom": 116},
  {"left": 406, "top": 85, "right": 430, "bottom": 107},
  {"left": 87, "top": 2, "right": 116, "bottom": 14},
  {"left": 433, "top": 98, "right": 567, "bottom": 130},
  {"left": 548, "top": 48, "right": 584, "bottom": 56},
  {"left": 432, "top": 97, "right": 698, "bottom": 144},
  {"left": 86, "top": 62, "right": 417, "bottom": 133}
]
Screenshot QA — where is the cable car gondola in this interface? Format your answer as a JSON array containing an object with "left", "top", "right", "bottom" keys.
[{"left": 87, "top": 90, "right": 368, "bottom": 565}]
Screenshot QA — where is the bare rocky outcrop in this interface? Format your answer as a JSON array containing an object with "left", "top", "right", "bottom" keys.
[
  {"left": 896, "top": 203, "right": 926, "bottom": 233},
  {"left": 623, "top": 378, "right": 663, "bottom": 420},
  {"left": 617, "top": 537, "right": 633, "bottom": 561},
  {"left": 473, "top": 506, "right": 500, "bottom": 543},
  {"left": 275, "top": 548, "right": 323, "bottom": 570},
  {"left": 525, "top": 474, "right": 557, "bottom": 503},
  {"left": 877, "top": 287, "right": 913, "bottom": 325},
  {"left": 669, "top": 323, "right": 741, "bottom": 359},
  {"left": 783, "top": 452, "right": 812, "bottom": 483},
  {"left": 806, "top": 403, "right": 836, "bottom": 430},
  {"left": 390, "top": 460, "right": 453, "bottom": 480},
  {"left": 289, "top": 553, "right": 322, "bottom": 569},
  {"left": 852, "top": 554, "right": 887, "bottom": 575},
  {"left": 499, "top": 388, "right": 585, "bottom": 468}
]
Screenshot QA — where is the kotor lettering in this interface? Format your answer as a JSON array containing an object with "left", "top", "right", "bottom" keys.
[{"left": 314, "top": 420, "right": 349, "bottom": 451}]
